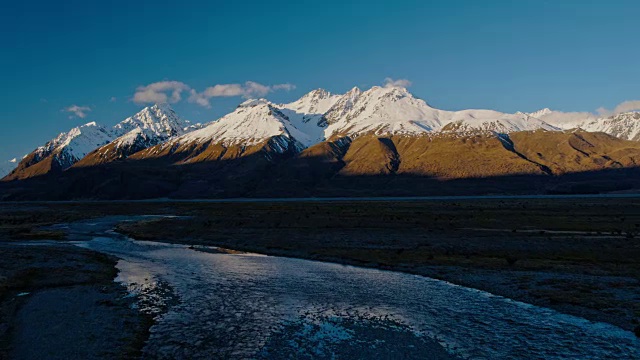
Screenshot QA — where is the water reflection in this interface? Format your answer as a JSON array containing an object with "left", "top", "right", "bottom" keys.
[{"left": 78, "top": 233, "right": 640, "bottom": 359}]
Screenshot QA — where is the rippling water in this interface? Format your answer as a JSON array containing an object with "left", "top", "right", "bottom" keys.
[{"left": 73, "top": 221, "right": 640, "bottom": 359}]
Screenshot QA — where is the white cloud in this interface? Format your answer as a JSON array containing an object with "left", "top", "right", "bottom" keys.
[
  {"left": 272, "top": 83, "right": 296, "bottom": 91},
  {"left": 109, "top": 97, "right": 117, "bottom": 102},
  {"left": 187, "top": 90, "right": 212, "bottom": 108},
  {"left": 383, "top": 77, "right": 412, "bottom": 88},
  {"left": 244, "top": 81, "right": 272, "bottom": 98},
  {"left": 203, "top": 84, "right": 245, "bottom": 97},
  {"left": 63, "top": 105, "right": 92, "bottom": 119},
  {"left": 133, "top": 81, "right": 190, "bottom": 104},
  {"left": 596, "top": 100, "right": 640, "bottom": 117},
  {"left": 187, "top": 81, "right": 296, "bottom": 108},
  {"left": 613, "top": 100, "right": 640, "bottom": 114}
]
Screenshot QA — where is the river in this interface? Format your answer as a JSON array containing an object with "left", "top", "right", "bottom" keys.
[{"left": 65, "top": 217, "right": 640, "bottom": 359}]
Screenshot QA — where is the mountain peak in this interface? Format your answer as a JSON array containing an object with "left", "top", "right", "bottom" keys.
[
  {"left": 367, "top": 85, "right": 414, "bottom": 100},
  {"left": 528, "top": 108, "right": 553, "bottom": 118},
  {"left": 301, "top": 88, "right": 331, "bottom": 99},
  {"left": 114, "top": 102, "right": 187, "bottom": 139},
  {"left": 239, "top": 98, "right": 271, "bottom": 108},
  {"left": 346, "top": 86, "right": 361, "bottom": 95},
  {"left": 150, "top": 102, "right": 173, "bottom": 111}
]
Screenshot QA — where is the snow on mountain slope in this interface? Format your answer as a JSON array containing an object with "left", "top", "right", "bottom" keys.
[
  {"left": 175, "top": 98, "right": 309, "bottom": 149},
  {"left": 323, "top": 86, "right": 444, "bottom": 138},
  {"left": 322, "top": 87, "right": 364, "bottom": 125},
  {"left": 580, "top": 112, "right": 640, "bottom": 141},
  {"left": 0, "top": 158, "right": 18, "bottom": 178},
  {"left": 526, "top": 108, "right": 597, "bottom": 129},
  {"left": 278, "top": 89, "right": 342, "bottom": 143},
  {"left": 320, "top": 86, "right": 557, "bottom": 139},
  {"left": 156, "top": 86, "right": 562, "bottom": 158},
  {"left": 74, "top": 104, "right": 201, "bottom": 166},
  {"left": 442, "top": 110, "right": 559, "bottom": 134},
  {"left": 33, "top": 121, "right": 115, "bottom": 169},
  {"left": 12, "top": 85, "right": 640, "bottom": 183},
  {"left": 526, "top": 108, "right": 640, "bottom": 141},
  {"left": 5, "top": 103, "right": 192, "bottom": 179},
  {"left": 113, "top": 103, "right": 190, "bottom": 139},
  {"left": 37, "top": 103, "right": 189, "bottom": 167},
  {"left": 282, "top": 89, "right": 342, "bottom": 118}
]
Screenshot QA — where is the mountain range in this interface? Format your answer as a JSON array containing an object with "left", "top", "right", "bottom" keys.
[{"left": 2, "top": 85, "right": 640, "bottom": 199}]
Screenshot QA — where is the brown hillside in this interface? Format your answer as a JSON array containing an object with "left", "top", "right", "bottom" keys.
[
  {"left": 131, "top": 136, "right": 299, "bottom": 166},
  {"left": 340, "top": 136, "right": 400, "bottom": 175},
  {"left": 4, "top": 150, "right": 64, "bottom": 181},
  {"left": 391, "top": 134, "right": 545, "bottom": 178},
  {"left": 510, "top": 130, "right": 640, "bottom": 175},
  {"left": 4, "top": 130, "right": 640, "bottom": 200}
]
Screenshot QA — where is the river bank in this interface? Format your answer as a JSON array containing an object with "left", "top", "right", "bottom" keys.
[
  {"left": 112, "top": 198, "right": 640, "bottom": 335},
  {"left": 1, "top": 198, "right": 639, "bottom": 340},
  {"left": 75, "top": 225, "right": 640, "bottom": 359},
  {"left": 0, "top": 243, "right": 151, "bottom": 360}
]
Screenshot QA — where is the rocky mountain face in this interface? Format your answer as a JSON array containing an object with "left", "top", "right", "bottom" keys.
[
  {"left": 2, "top": 85, "right": 640, "bottom": 199},
  {"left": 525, "top": 108, "right": 640, "bottom": 141},
  {"left": 74, "top": 104, "right": 196, "bottom": 167},
  {"left": 581, "top": 112, "right": 640, "bottom": 141},
  {"left": 5, "top": 104, "right": 193, "bottom": 179},
  {"left": 4, "top": 122, "right": 115, "bottom": 180}
]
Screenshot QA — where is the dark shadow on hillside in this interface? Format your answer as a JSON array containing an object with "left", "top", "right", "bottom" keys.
[{"left": 2, "top": 148, "right": 640, "bottom": 200}]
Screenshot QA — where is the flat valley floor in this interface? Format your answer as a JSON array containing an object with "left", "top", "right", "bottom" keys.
[{"left": 0, "top": 197, "right": 639, "bottom": 357}]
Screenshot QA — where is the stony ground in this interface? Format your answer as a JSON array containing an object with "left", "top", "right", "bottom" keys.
[{"left": 0, "top": 244, "right": 151, "bottom": 360}]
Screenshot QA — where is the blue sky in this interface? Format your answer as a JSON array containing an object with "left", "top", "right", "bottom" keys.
[{"left": 1, "top": 0, "right": 639, "bottom": 161}]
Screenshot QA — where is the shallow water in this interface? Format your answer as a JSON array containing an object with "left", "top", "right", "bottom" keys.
[{"left": 71, "top": 227, "right": 640, "bottom": 360}]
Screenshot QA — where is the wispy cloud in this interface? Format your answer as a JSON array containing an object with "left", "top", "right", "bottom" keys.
[
  {"left": 63, "top": 105, "right": 92, "bottom": 119},
  {"left": 271, "top": 83, "right": 296, "bottom": 91},
  {"left": 187, "top": 81, "right": 296, "bottom": 108},
  {"left": 109, "top": 97, "right": 117, "bottom": 102},
  {"left": 596, "top": 100, "right": 640, "bottom": 117},
  {"left": 133, "top": 80, "right": 295, "bottom": 108},
  {"left": 383, "top": 77, "right": 412, "bottom": 88},
  {"left": 133, "top": 81, "right": 190, "bottom": 105}
]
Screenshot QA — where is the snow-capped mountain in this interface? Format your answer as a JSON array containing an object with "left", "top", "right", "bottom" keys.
[
  {"left": 579, "top": 112, "right": 640, "bottom": 141},
  {"left": 441, "top": 111, "right": 559, "bottom": 134},
  {"left": 5, "top": 85, "right": 640, "bottom": 199},
  {"left": 322, "top": 86, "right": 444, "bottom": 138},
  {"left": 5, "top": 84, "right": 640, "bottom": 184},
  {"left": 0, "top": 158, "right": 18, "bottom": 178},
  {"left": 4, "top": 104, "right": 193, "bottom": 180},
  {"left": 74, "top": 104, "right": 197, "bottom": 166},
  {"left": 526, "top": 108, "right": 640, "bottom": 140},
  {"left": 133, "top": 86, "right": 563, "bottom": 167},
  {"left": 525, "top": 108, "right": 598, "bottom": 129},
  {"left": 322, "top": 87, "right": 364, "bottom": 125},
  {"left": 113, "top": 103, "right": 190, "bottom": 138},
  {"left": 281, "top": 85, "right": 559, "bottom": 141},
  {"left": 282, "top": 86, "right": 559, "bottom": 141},
  {"left": 166, "top": 98, "right": 310, "bottom": 150},
  {"left": 278, "top": 89, "right": 342, "bottom": 144},
  {"left": 17, "top": 121, "right": 115, "bottom": 173}
]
